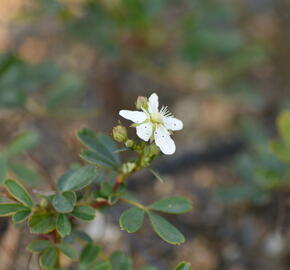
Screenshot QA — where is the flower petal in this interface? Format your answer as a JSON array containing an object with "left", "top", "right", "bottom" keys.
[
  {"left": 163, "top": 117, "right": 183, "bottom": 131},
  {"left": 136, "top": 123, "right": 153, "bottom": 142},
  {"left": 154, "top": 125, "right": 176, "bottom": 155},
  {"left": 119, "top": 110, "right": 147, "bottom": 124},
  {"left": 148, "top": 93, "right": 159, "bottom": 114}
]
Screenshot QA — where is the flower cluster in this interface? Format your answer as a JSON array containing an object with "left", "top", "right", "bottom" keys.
[{"left": 119, "top": 93, "right": 183, "bottom": 155}]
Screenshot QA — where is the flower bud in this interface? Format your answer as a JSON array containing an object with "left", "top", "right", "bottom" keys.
[
  {"left": 112, "top": 125, "right": 127, "bottom": 142},
  {"left": 125, "top": 139, "right": 134, "bottom": 148},
  {"left": 136, "top": 96, "right": 148, "bottom": 110}
]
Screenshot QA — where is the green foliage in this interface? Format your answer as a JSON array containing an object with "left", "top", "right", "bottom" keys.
[
  {"left": 174, "top": 262, "right": 192, "bottom": 270},
  {"left": 0, "top": 153, "right": 7, "bottom": 185},
  {"left": 71, "top": 205, "right": 96, "bottom": 221},
  {"left": 80, "top": 243, "right": 101, "bottom": 269},
  {"left": 39, "top": 247, "right": 58, "bottom": 269},
  {"left": 5, "top": 132, "right": 39, "bottom": 158},
  {"left": 4, "top": 179, "right": 33, "bottom": 207},
  {"left": 91, "top": 260, "right": 112, "bottom": 270},
  {"left": 78, "top": 128, "right": 120, "bottom": 169},
  {"left": 12, "top": 209, "right": 31, "bottom": 223},
  {"left": 27, "top": 240, "right": 53, "bottom": 253},
  {"left": 56, "top": 243, "right": 78, "bottom": 260},
  {"left": 148, "top": 212, "right": 185, "bottom": 245},
  {"left": 56, "top": 214, "right": 71, "bottom": 237},
  {"left": 148, "top": 197, "right": 192, "bottom": 214},
  {"left": 29, "top": 213, "right": 56, "bottom": 234},
  {"left": 277, "top": 112, "right": 290, "bottom": 145},
  {"left": 0, "top": 203, "right": 27, "bottom": 216},
  {"left": 119, "top": 207, "right": 145, "bottom": 233},
  {"left": 110, "top": 251, "right": 132, "bottom": 270},
  {"left": 52, "top": 191, "right": 76, "bottom": 213},
  {"left": 57, "top": 165, "right": 97, "bottom": 192}
]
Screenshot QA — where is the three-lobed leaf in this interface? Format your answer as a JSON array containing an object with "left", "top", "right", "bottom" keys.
[
  {"left": 57, "top": 165, "right": 97, "bottom": 192},
  {"left": 148, "top": 212, "right": 185, "bottom": 245},
  {"left": 5, "top": 179, "right": 33, "bottom": 207},
  {"left": 149, "top": 197, "right": 192, "bottom": 214},
  {"left": 119, "top": 207, "right": 145, "bottom": 233}
]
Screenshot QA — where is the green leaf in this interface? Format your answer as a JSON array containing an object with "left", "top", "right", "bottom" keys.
[
  {"left": 91, "top": 260, "right": 112, "bottom": 270},
  {"left": 27, "top": 240, "right": 52, "bottom": 253},
  {"left": 80, "top": 243, "right": 101, "bottom": 267},
  {"left": 52, "top": 191, "right": 76, "bottom": 213},
  {"left": 39, "top": 247, "right": 57, "bottom": 269},
  {"left": 148, "top": 212, "right": 185, "bottom": 245},
  {"left": 80, "top": 150, "right": 116, "bottom": 169},
  {"left": 12, "top": 209, "right": 31, "bottom": 223},
  {"left": 46, "top": 74, "right": 82, "bottom": 110},
  {"left": 99, "top": 182, "right": 113, "bottom": 197},
  {"left": 73, "top": 231, "right": 93, "bottom": 243},
  {"left": 277, "top": 111, "right": 290, "bottom": 145},
  {"left": 56, "top": 214, "right": 71, "bottom": 238},
  {"left": 269, "top": 141, "right": 290, "bottom": 163},
  {"left": 110, "top": 251, "right": 132, "bottom": 270},
  {"left": 148, "top": 197, "right": 192, "bottom": 214},
  {"left": 138, "top": 267, "right": 157, "bottom": 270},
  {"left": 29, "top": 213, "right": 56, "bottom": 234},
  {"left": 4, "top": 179, "right": 33, "bottom": 207},
  {"left": 57, "top": 243, "right": 78, "bottom": 260},
  {"left": 9, "top": 162, "right": 39, "bottom": 185},
  {"left": 174, "top": 261, "right": 191, "bottom": 270},
  {"left": 78, "top": 128, "right": 120, "bottom": 165},
  {"left": 0, "top": 153, "right": 7, "bottom": 185},
  {"left": 6, "top": 131, "right": 39, "bottom": 157},
  {"left": 71, "top": 205, "right": 96, "bottom": 221},
  {"left": 0, "top": 203, "right": 27, "bottom": 216},
  {"left": 119, "top": 207, "right": 144, "bottom": 233},
  {"left": 57, "top": 165, "right": 97, "bottom": 192}
]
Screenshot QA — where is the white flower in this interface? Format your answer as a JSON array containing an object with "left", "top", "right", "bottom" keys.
[{"left": 119, "top": 93, "right": 183, "bottom": 155}]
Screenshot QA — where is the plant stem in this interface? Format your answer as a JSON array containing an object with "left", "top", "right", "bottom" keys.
[{"left": 119, "top": 197, "right": 148, "bottom": 212}]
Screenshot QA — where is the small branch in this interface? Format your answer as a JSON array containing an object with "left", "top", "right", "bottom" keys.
[
  {"left": 26, "top": 253, "right": 33, "bottom": 270},
  {"left": 119, "top": 197, "right": 148, "bottom": 211}
]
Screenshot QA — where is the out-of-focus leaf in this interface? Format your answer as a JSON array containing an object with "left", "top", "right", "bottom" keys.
[
  {"left": 91, "top": 260, "right": 112, "bottom": 270},
  {"left": 71, "top": 205, "right": 96, "bottom": 221},
  {"left": 277, "top": 111, "right": 290, "bottom": 145},
  {"left": 52, "top": 191, "right": 76, "bottom": 213},
  {"left": 0, "top": 203, "right": 27, "bottom": 216},
  {"left": 29, "top": 213, "right": 56, "bottom": 234},
  {"left": 39, "top": 247, "right": 57, "bottom": 269},
  {"left": 110, "top": 251, "right": 132, "bottom": 270},
  {"left": 57, "top": 243, "right": 78, "bottom": 260},
  {"left": 27, "top": 239, "right": 53, "bottom": 253},
  {"left": 80, "top": 243, "right": 101, "bottom": 268},
  {"left": 5, "top": 131, "right": 39, "bottom": 157},
  {"left": 9, "top": 162, "right": 39, "bottom": 185},
  {"left": 270, "top": 141, "right": 290, "bottom": 163},
  {"left": 56, "top": 214, "right": 71, "bottom": 238},
  {"left": 0, "top": 153, "right": 7, "bottom": 185},
  {"left": 46, "top": 74, "right": 82, "bottom": 110},
  {"left": 174, "top": 261, "right": 191, "bottom": 270}
]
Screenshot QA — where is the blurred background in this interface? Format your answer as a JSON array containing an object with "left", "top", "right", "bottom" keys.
[{"left": 0, "top": 0, "right": 290, "bottom": 269}]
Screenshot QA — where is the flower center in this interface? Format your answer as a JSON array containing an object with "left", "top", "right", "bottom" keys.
[{"left": 151, "top": 113, "right": 163, "bottom": 124}]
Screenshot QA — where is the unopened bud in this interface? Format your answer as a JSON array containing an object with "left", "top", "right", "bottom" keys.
[
  {"left": 136, "top": 96, "right": 148, "bottom": 110},
  {"left": 113, "top": 125, "right": 127, "bottom": 142},
  {"left": 125, "top": 139, "right": 134, "bottom": 148}
]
